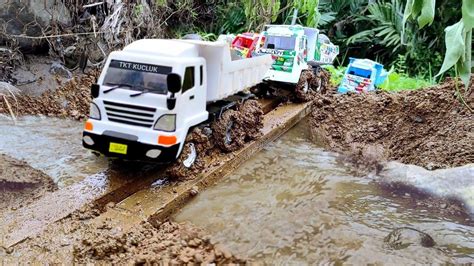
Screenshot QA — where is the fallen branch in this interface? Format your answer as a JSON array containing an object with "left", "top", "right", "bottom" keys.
[{"left": 2, "top": 95, "right": 17, "bottom": 124}]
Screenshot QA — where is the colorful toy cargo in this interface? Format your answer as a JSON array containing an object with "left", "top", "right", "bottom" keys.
[
  {"left": 230, "top": 33, "right": 263, "bottom": 58},
  {"left": 337, "top": 58, "right": 388, "bottom": 94}
]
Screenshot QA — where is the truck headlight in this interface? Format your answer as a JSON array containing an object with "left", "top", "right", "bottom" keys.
[
  {"left": 154, "top": 114, "right": 176, "bottom": 132},
  {"left": 89, "top": 102, "right": 101, "bottom": 120}
]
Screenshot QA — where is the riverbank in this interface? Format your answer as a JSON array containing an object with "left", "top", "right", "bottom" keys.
[{"left": 310, "top": 77, "right": 473, "bottom": 170}]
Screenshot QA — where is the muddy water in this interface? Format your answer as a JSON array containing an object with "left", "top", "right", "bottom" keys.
[
  {"left": 175, "top": 121, "right": 474, "bottom": 264},
  {"left": 0, "top": 116, "right": 108, "bottom": 187}
]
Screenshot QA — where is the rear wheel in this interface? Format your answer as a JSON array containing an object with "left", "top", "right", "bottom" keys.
[
  {"left": 212, "top": 109, "right": 245, "bottom": 152},
  {"left": 237, "top": 99, "right": 263, "bottom": 141}
]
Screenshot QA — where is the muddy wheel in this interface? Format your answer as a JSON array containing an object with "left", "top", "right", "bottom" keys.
[
  {"left": 311, "top": 68, "right": 330, "bottom": 94},
  {"left": 212, "top": 109, "right": 245, "bottom": 152},
  {"left": 250, "top": 82, "right": 269, "bottom": 98},
  {"left": 294, "top": 70, "right": 315, "bottom": 102},
  {"left": 167, "top": 128, "right": 209, "bottom": 179},
  {"left": 237, "top": 99, "right": 264, "bottom": 141}
]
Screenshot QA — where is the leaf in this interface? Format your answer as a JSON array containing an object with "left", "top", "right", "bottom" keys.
[
  {"left": 463, "top": 0, "right": 474, "bottom": 29},
  {"left": 436, "top": 20, "right": 466, "bottom": 77},
  {"left": 417, "top": 0, "right": 435, "bottom": 28}
]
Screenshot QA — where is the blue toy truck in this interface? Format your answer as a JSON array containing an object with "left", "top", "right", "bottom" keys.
[{"left": 337, "top": 58, "right": 388, "bottom": 93}]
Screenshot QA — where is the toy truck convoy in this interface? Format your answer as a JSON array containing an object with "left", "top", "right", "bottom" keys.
[
  {"left": 254, "top": 24, "right": 339, "bottom": 97},
  {"left": 82, "top": 39, "right": 272, "bottom": 167},
  {"left": 337, "top": 58, "right": 388, "bottom": 94}
]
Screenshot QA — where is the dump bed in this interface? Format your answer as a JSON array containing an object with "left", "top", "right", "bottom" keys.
[{"left": 180, "top": 39, "right": 273, "bottom": 102}]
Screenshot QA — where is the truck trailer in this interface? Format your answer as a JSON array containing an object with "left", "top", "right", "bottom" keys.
[{"left": 82, "top": 39, "right": 272, "bottom": 169}]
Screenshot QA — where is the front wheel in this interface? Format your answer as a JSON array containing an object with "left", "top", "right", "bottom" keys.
[
  {"left": 294, "top": 70, "right": 315, "bottom": 102},
  {"left": 166, "top": 128, "right": 209, "bottom": 179}
]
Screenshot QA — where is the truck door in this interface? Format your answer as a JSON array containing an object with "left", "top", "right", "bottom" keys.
[{"left": 179, "top": 65, "right": 205, "bottom": 131}]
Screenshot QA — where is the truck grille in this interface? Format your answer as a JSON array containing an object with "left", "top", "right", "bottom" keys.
[{"left": 103, "top": 100, "right": 156, "bottom": 128}]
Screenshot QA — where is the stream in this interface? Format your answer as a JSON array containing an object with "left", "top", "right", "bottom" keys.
[
  {"left": 0, "top": 116, "right": 108, "bottom": 187},
  {"left": 175, "top": 121, "right": 474, "bottom": 264}
]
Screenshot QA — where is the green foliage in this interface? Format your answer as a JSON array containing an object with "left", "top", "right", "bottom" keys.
[
  {"left": 323, "top": 65, "right": 346, "bottom": 86},
  {"left": 379, "top": 72, "right": 434, "bottom": 91},
  {"left": 323, "top": 65, "right": 433, "bottom": 91},
  {"left": 402, "top": 0, "right": 473, "bottom": 86},
  {"left": 347, "top": 0, "right": 406, "bottom": 54},
  {"left": 243, "top": 0, "right": 281, "bottom": 30}
]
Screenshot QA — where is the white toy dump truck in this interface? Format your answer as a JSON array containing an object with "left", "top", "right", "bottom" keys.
[
  {"left": 254, "top": 24, "right": 339, "bottom": 100},
  {"left": 82, "top": 39, "right": 272, "bottom": 169}
]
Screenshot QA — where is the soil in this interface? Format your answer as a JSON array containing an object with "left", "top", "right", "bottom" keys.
[
  {"left": 1, "top": 204, "right": 245, "bottom": 264},
  {"left": 310, "top": 77, "right": 473, "bottom": 169},
  {"left": 0, "top": 153, "right": 57, "bottom": 214},
  {"left": 0, "top": 68, "right": 99, "bottom": 120},
  {"left": 74, "top": 220, "right": 245, "bottom": 264}
]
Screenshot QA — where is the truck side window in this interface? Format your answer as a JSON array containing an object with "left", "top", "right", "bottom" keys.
[
  {"left": 200, "top": 65, "right": 203, "bottom": 85},
  {"left": 183, "top": 66, "right": 195, "bottom": 92}
]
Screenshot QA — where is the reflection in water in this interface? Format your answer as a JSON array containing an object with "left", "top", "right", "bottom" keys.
[
  {"left": 175, "top": 121, "right": 474, "bottom": 264},
  {"left": 0, "top": 116, "right": 108, "bottom": 187}
]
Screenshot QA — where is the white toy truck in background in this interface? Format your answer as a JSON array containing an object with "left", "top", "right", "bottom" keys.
[
  {"left": 255, "top": 24, "right": 339, "bottom": 99},
  {"left": 82, "top": 39, "right": 272, "bottom": 168}
]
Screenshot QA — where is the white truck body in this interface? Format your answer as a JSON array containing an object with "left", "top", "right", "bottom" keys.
[
  {"left": 83, "top": 39, "right": 272, "bottom": 162},
  {"left": 179, "top": 39, "right": 272, "bottom": 102}
]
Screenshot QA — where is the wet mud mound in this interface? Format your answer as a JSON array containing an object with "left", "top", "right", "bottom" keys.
[
  {"left": 0, "top": 70, "right": 98, "bottom": 120},
  {"left": 74, "top": 220, "right": 245, "bottom": 264},
  {"left": 0, "top": 154, "right": 57, "bottom": 213},
  {"left": 311, "top": 78, "right": 473, "bottom": 169}
]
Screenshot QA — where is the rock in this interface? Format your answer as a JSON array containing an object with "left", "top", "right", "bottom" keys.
[
  {"left": 384, "top": 227, "right": 435, "bottom": 249},
  {"left": 49, "top": 62, "right": 72, "bottom": 79},
  {"left": 0, "top": 0, "right": 72, "bottom": 51},
  {"left": 377, "top": 162, "right": 474, "bottom": 214},
  {"left": 190, "top": 186, "right": 199, "bottom": 196},
  {"left": 0, "top": 81, "right": 20, "bottom": 95}
]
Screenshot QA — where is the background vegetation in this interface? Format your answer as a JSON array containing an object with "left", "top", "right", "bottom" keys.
[{"left": 163, "top": 0, "right": 469, "bottom": 84}]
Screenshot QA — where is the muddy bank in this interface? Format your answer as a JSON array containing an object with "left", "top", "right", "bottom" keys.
[
  {"left": 0, "top": 154, "right": 56, "bottom": 213},
  {"left": 310, "top": 78, "right": 473, "bottom": 169},
  {"left": 1, "top": 204, "right": 244, "bottom": 264},
  {"left": 75, "top": 219, "right": 244, "bottom": 264},
  {"left": 0, "top": 66, "right": 98, "bottom": 120}
]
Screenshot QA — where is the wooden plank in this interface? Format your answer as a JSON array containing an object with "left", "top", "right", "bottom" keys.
[{"left": 92, "top": 102, "right": 312, "bottom": 230}]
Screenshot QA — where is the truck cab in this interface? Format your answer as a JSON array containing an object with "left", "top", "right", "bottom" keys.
[
  {"left": 337, "top": 58, "right": 388, "bottom": 94},
  {"left": 255, "top": 25, "right": 313, "bottom": 84},
  {"left": 82, "top": 39, "right": 272, "bottom": 164},
  {"left": 83, "top": 40, "right": 208, "bottom": 162}
]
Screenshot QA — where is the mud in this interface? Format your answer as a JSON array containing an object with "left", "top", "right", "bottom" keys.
[
  {"left": 74, "top": 220, "right": 244, "bottom": 264},
  {"left": 0, "top": 68, "right": 98, "bottom": 120},
  {"left": 1, "top": 203, "right": 244, "bottom": 264},
  {"left": 0, "top": 153, "right": 56, "bottom": 214},
  {"left": 294, "top": 68, "right": 331, "bottom": 102},
  {"left": 310, "top": 77, "right": 473, "bottom": 169}
]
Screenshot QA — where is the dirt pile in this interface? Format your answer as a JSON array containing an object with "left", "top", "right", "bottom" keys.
[
  {"left": 310, "top": 78, "right": 473, "bottom": 169},
  {"left": 74, "top": 220, "right": 245, "bottom": 264},
  {"left": 2, "top": 202, "right": 243, "bottom": 264},
  {"left": 0, "top": 70, "right": 98, "bottom": 120},
  {"left": 0, "top": 154, "right": 56, "bottom": 213}
]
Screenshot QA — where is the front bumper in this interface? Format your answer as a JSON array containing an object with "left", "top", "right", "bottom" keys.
[{"left": 83, "top": 131, "right": 180, "bottom": 163}]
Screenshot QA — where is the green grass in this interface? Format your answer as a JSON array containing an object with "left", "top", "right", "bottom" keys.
[
  {"left": 323, "top": 65, "right": 435, "bottom": 92},
  {"left": 379, "top": 72, "right": 434, "bottom": 91}
]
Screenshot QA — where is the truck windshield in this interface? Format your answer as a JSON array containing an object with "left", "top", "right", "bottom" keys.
[
  {"left": 103, "top": 60, "right": 172, "bottom": 95},
  {"left": 348, "top": 67, "right": 372, "bottom": 79},
  {"left": 264, "top": 35, "right": 296, "bottom": 50}
]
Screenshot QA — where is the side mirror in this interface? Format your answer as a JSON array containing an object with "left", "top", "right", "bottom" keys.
[
  {"left": 167, "top": 73, "right": 181, "bottom": 94},
  {"left": 91, "top": 83, "right": 100, "bottom": 98}
]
